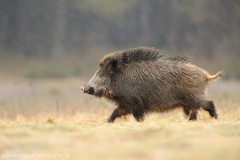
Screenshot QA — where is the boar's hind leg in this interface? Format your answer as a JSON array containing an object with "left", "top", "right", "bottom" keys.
[
  {"left": 202, "top": 101, "right": 218, "bottom": 119},
  {"left": 183, "top": 107, "right": 190, "bottom": 118},
  {"left": 189, "top": 109, "right": 198, "bottom": 121},
  {"left": 182, "top": 100, "right": 199, "bottom": 121},
  {"left": 108, "top": 107, "right": 131, "bottom": 123},
  {"left": 182, "top": 105, "right": 197, "bottom": 120}
]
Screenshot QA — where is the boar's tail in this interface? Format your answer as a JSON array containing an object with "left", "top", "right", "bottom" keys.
[{"left": 207, "top": 71, "right": 222, "bottom": 82}]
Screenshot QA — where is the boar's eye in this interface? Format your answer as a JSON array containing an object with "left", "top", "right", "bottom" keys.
[
  {"left": 109, "top": 60, "right": 123, "bottom": 75},
  {"left": 110, "top": 61, "right": 118, "bottom": 73},
  {"left": 109, "top": 60, "right": 127, "bottom": 74}
]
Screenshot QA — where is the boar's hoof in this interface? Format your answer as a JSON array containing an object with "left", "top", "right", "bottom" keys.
[{"left": 107, "top": 118, "right": 114, "bottom": 123}]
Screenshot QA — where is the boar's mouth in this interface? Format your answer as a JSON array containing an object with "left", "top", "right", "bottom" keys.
[{"left": 81, "top": 86, "right": 94, "bottom": 95}]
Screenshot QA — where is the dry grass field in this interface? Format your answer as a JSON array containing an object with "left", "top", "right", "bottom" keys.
[{"left": 0, "top": 79, "right": 240, "bottom": 160}]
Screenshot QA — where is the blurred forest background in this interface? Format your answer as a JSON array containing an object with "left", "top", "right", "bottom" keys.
[{"left": 0, "top": 0, "right": 240, "bottom": 80}]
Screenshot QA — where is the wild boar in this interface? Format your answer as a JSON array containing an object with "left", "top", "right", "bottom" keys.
[{"left": 81, "top": 47, "right": 221, "bottom": 122}]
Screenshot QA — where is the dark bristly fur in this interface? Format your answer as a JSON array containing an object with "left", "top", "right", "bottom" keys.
[{"left": 82, "top": 47, "right": 222, "bottom": 122}]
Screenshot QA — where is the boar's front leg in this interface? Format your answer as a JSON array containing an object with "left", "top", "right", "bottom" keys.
[{"left": 108, "top": 106, "right": 131, "bottom": 123}]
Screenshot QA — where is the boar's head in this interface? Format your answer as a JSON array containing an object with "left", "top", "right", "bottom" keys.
[
  {"left": 81, "top": 53, "right": 126, "bottom": 98},
  {"left": 81, "top": 47, "right": 165, "bottom": 98}
]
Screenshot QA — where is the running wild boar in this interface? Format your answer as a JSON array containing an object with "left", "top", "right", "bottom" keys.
[{"left": 81, "top": 47, "right": 222, "bottom": 122}]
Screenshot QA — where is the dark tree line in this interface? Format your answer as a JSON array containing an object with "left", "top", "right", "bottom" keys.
[{"left": 0, "top": 0, "right": 239, "bottom": 59}]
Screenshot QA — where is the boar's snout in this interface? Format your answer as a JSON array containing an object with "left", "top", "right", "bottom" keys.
[{"left": 81, "top": 85, "right": 94, "bottom": 95}]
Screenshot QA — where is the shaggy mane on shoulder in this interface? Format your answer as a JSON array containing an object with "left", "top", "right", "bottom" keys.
[
  {"left": 114, "top": 47, "right": 191, "bottom": 64},
  {"left": 100, "top": 47, "right": 191, "bottom": 66},
  {"left": 114, "top": 47, "right": 164, "bottom": 64}
]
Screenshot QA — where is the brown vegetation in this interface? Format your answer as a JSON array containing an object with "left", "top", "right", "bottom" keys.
[{"left": 0, "top": 79, "right": 240, "bottom": 160}]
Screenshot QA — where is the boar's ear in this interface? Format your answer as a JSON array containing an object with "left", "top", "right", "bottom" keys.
[{"left": 108, "top": 60, "right": 127, "bottom": 74}]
